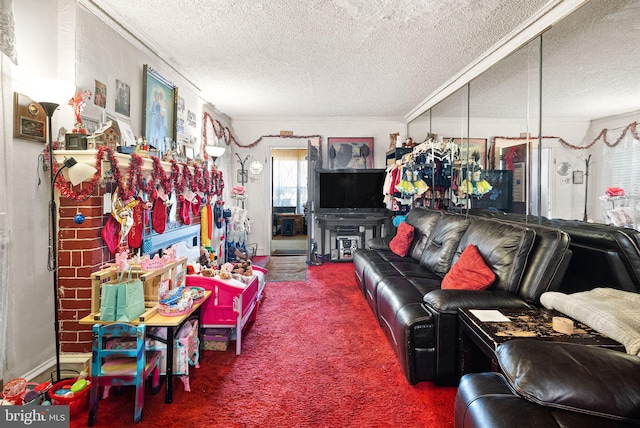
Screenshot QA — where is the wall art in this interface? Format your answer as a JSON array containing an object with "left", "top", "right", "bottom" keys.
[
  {"left": 327, "top": 137, "right": 374, "bottom": 169},
  {"left": 13, "top": 93, "right": 46, "bottom": 142},
  {"left": 143, "top": 64, "right": 177, "bottom": 155},
  {"left": 94, "top": 80, "right": 107, "bottom": 108},
  {"left": 115, "top": 79, "right": 130, "bottom": 116}
]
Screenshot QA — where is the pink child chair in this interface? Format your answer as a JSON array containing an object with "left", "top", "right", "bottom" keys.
[{"left": 88, "top": 323, "right": 162, "bottom": 425}]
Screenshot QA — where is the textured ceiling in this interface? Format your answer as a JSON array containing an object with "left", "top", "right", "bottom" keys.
[{"left": 87, "top": 0, "right": 554, "bottom": 118}]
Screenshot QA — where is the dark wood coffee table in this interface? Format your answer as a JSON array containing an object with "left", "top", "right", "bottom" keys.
[{"left": 457, "top": 307, "right": 625, "bottom": 378}]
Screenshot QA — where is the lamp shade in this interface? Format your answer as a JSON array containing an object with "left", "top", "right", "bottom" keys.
[
  {"left": 205, "top": 145, "right": 226, "bottom": 158},
  {"left": 19, "top": 74, "right": 75, "bottom": 105},
  {"left": 63, "top": 157, "right": 97, "bottom": 186}
]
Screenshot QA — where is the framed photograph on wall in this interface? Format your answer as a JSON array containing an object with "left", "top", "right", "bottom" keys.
[
  {"left": 80, "top": 115, "right": 100, "bottom": 134},
  {"left": 446, "top": 138, "right": 488, "bottom": 168},
  {"left": 327, "top": 137, "right": 374, "bottom": 169},
  {"left": 114, "top": 79, "right": 130, "bottom": 117},
  {"left": 13, "top": 93, "right": 46, "bottom": 142},
  {"left": 143, "top": 64, "right": 177, "bottom": 155}
]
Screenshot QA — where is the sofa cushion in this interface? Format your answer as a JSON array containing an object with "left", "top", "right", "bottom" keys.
[
  {"left": 389, "top": 222, "right": 415, "bottom": 257},
  {"left": 497, "top": 340, "right": 640, "bottom": 424},
  {"left": 454, "top": 218, "right": 535, "bottom": 294},
  {"left": 404, "top": 208, "right": 443, "bottom": 261},
  {"left": 441, "top": 244, "right": 495, "bottom": 290},
  {"left": 419, "top": 214, "right": 471, "bottom": 277}
]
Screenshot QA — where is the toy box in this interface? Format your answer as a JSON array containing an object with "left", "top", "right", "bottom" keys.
[{"left": 202, "top": 328, "right": 230, "bottom": 351}]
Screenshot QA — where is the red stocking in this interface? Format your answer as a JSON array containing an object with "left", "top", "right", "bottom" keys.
[
  {"left": 152, "top": 194, "right": 167, "bottom": 234},
  {"left": 127, "top": 198, "right": 144, "bottom": 249},
  {"left": 181, "top": 197, "right": 191, "bottom": 225},
  {"left": 192, "top": 195, "right": 202, "bottom": 216},
  {"left": 102, "top": 215, "right": 121, "bottom": 255}
]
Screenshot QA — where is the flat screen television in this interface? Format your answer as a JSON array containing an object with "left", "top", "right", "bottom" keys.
[{"left": 315, "top": 169, "right": 387, "bottom": 213}]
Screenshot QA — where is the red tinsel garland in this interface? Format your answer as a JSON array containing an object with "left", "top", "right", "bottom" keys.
[
  {"left": 44, "top": 145, "right": 225, "bottom": 202},
  {"left": 491, "top": 122, "right": 639, "bottom": 168}
]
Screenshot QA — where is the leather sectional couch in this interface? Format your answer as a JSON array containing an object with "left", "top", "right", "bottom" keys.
[
  {"left": 455, "top": 340, "right": 640, "bottom": 427},
  {"left": 352, "top": 207, "right": 572, "bottom": 385},
  {"left": 454, "top": 210, "right": 640, "bottom": 427}
]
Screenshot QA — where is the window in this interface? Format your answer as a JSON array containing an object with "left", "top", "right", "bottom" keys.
[{"left": 272, "top": 149, "right": 307, "bottom": 214}]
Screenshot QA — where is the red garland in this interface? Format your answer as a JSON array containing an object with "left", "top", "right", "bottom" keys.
[
  {"left": 44, "top": 146, "right": 224, "bottom": 202},
  {"left": 203, "top": 111, "right": 323, "bottom": 152},
  {"left": 491, "top": 121, "right": 640, "bottom": 162}
]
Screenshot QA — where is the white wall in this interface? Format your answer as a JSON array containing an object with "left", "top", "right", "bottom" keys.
[
  {"left": 231, "top": 118, "right": 405, "bottom": 255},
  {"left": 4, "top": 0, "right": 231, "bottom": 382},
  {"left": 6, "top": 0, "right": 68, "bottom": 383}
]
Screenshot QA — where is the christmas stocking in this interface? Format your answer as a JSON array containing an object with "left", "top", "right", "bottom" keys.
[
  {"left": 152, "top": 190, "right": 167, "bottom": 234},
  {"left": 127, "top": 197, "right": 144, "bottom": 249},
  {"left": 180, "top": 196, "right": 191, "bottom": 225},
  {"left": 102, "top": 215, "right": 121, "bottom": 255}
]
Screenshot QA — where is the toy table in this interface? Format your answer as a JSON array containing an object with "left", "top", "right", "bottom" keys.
[
  {"left": 79, "top": 291, "right": 210, "bottom": 404},
  {"left": 185, "top": 266, "right": 267, "bottom": 354}
]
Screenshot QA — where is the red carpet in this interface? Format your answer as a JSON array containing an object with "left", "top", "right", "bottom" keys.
[{"left": 70, "top": 262, "right": 456, "bottom": 427}]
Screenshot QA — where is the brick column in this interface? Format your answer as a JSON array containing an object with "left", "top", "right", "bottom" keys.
[
  {"left": 57, "top": 181, "right": 112, "bottom": 353},
  {"left": 55, "top": 179, "right": 203, "bottom": 353}
]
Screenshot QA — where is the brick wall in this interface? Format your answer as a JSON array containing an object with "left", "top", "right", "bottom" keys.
[{"left": 56, "top": 179, "right": 201, "bottom": 353}]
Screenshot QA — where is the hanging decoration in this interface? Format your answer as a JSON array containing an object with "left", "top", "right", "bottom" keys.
[
  {"left": 203, "top": 111, "right": 322, "bottom": 149},
  {"left": 491, "top": 120, "right": 639, "bottom": 169},
  {"left": 43, "top": 144, "right": 224, "bottom": 202}
]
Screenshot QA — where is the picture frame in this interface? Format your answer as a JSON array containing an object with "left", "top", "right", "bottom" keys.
[
  {"left": 142, "top": 64, "right": 178, "bottom": 155},
  {"left": 94, "top": 80, "right": 107, "bottom": 108},
  {"left": 13, "top": 93, "right": 46, "bottom": 142},
  {"left": 327, "top": 137, "right": 374, "bottom": 169},
  {"left": 446, "top": 138, "right": 488, "bottom": 168},
  {"left": 114, "top": 79, "right": 130, "bottom": 117},
  {"left": 573, "top": 170, "right": 584, "bottom": 184},
  {"left": 80, "top": 115, "right": 100, "bottom": 134}
]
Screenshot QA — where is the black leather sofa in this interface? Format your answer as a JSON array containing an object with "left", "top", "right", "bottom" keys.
[
  {"left": 455, "top": 340, "right": 640, "bottom": 427},
  {"left": 352, "top": 207, "right": 572, "bottom": 385},
  {"left": 468, "top": 209, "right": 640, "bottom": 294},
  {"left": 454, "top": 211, "right": 640, "bottom": 427}
]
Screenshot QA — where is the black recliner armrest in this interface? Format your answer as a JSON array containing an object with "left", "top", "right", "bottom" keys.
[
  {"left": 366, "top": 236, "right": 392, "bottom": 250},
  {"left": 424, "top": 289, "right": 532, "bottom": 314},
  {"left": 497, "top": 340, "right": 640, "bottom": 424}
]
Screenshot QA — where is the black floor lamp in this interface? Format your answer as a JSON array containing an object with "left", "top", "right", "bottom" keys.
[{"left": 26, "top": 78, "right": 96, "bottom": 382}]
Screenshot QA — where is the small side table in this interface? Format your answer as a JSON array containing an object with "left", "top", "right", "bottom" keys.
[{"left": 457, "top": 307, "right": 625, "bottom": 378}]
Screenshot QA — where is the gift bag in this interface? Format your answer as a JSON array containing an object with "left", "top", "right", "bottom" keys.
[
  {"left": 99, "top": 283, "right": 119, "bottom": 321},
  {"left": 115, "top": 269, "right": 146, "bottom": 322}
]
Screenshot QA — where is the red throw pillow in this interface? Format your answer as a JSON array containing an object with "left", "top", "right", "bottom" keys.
[
  {"left": 441, "top": 244, "right": 495, "bottom": 290},
  {"left": 389, "top": 222, "right": 415, "bottom": 257}
]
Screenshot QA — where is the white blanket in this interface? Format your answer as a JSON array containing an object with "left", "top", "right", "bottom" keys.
[{"left": 540, "top": 288, "right": 640, "bottom": 356}]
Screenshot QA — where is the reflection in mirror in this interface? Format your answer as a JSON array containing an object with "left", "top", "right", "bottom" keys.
[
  {"left": 469, "top": 38, "right": 541, "bottom": 216},
  {"left": 422, "top": 85, "right": 469, "bottom": 211},
  {"left": 407, "top": 109, "right": 431, "bottom": 145},
  {"left": 541, "top": 0, "right": 640, "bottom": 227}
]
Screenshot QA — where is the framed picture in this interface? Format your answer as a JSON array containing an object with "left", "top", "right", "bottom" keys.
[
  {"left": 114, "top": 79, "right": 130, "bottom": 117},
  {"left": 573, "top": 170, "right": 584, "bottom": 184},
  {"left": 80, "top": 115, "right": 100, "bottom": 134},
  {"left": 94, "top": 80, "right": 107, "bottom": 108},
  {"left": 327, "top": 137, "right": 374, "bottom": 169},
  {"left": 446, "top": 138, "right": 488, "bottom": 168},
  {"left": 143, "top": 64, "right": 177, "bottom": 155},
  {"left": 13, "top": 93, "right": 46, "bottom": 142}
]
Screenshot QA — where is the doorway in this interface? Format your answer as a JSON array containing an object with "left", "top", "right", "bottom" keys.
[{"left": 271, "top": 148, "right": 308, "bottom": 255}]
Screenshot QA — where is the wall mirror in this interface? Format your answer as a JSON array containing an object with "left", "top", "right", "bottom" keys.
[
  {"left": 407, "top": 0, "right": 640, "bottom": 229},
  {"left": 540, "top": 0, "right": 640, "bottom": 225}
]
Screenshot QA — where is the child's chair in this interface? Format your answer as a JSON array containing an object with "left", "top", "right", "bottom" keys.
[{"left": 88, "top": 323, "right": 162, "bottom": 426}]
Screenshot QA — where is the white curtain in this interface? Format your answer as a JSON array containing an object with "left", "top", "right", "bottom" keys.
[
  {"left": 0, "top": 0, "right": 16, "bottom": 382},
  {"left": 272, "top": 149, "right": 307, "bottom": 213}
]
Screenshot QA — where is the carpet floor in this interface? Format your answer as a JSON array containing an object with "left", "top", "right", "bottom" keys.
[
  {"left": 69, "top": 262, "right": 456, "bottom": 427},
  {"left": 264, "top": 255, "right": 307, "bottom": 281}
]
